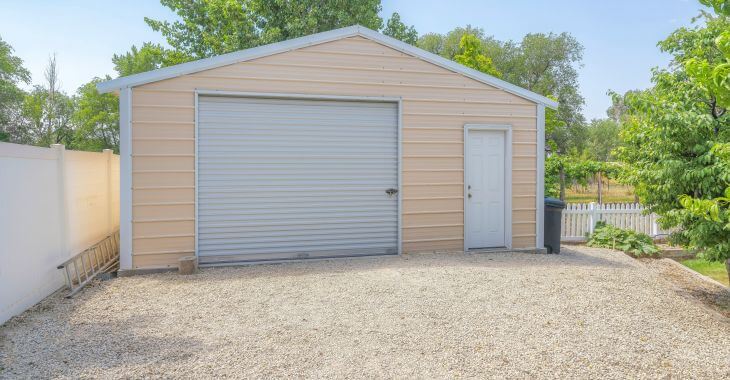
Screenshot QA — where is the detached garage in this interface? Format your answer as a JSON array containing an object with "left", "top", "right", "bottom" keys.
[{"left": 97, "top": 25, "right": 557, "bottom": 271}]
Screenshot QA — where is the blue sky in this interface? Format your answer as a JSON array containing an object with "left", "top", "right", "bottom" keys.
[{"left": 0, "top": 0, "right": 708, "bottom": 119}]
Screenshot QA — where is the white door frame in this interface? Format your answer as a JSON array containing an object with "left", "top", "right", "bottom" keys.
[
  {"left": 463, "top": 124, "right": 512, "bottom": 250},
  {"left": 193, "top": 90, "right": 403, "bottom": 261}
]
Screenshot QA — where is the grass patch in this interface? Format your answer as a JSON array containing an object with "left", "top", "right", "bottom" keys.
[
  {"left": 566, "top": 193, "right": 637, "bottom": 203},
  {"left": 565, "top": 181, "right": 636, "bottom": 203},
  {"left": 681, "top": 259, "right": 729, "bottom": 286}
]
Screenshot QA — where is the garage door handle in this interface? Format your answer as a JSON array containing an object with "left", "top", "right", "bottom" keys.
[{"left": 385, "top": 188, "right": 399, "bottom": 197}]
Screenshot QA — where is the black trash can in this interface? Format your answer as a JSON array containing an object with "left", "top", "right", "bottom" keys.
[{"left": 544, "top": 197, "right": 566, "bottom": 254}]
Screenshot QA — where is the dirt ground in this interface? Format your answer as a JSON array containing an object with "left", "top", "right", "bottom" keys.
[
  {"left": 1, "top": 246, "right": 728, "bottom": 379},
  {"left": 641, "top": 257, "right": 730, "bottom": 318}
]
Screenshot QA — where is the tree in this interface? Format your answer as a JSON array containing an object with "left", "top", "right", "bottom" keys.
[
  {"left": 586, "top": 118, "right": 622, "bottom": 202},
  {"left": 382, "top": 12, "right": 418, "bottom": 44},
  {"left": 586, "top": 118, "right": 621, "bottom": 162},
  {"left": 700, "top": 0, "right": 730, "bottom": 16},
  {"left": 545, "top": 153, "right": 624, "bottom": 202},
  {"left": 417, "top": 25, "right": 489, "bottom": 59},
  {"left": 419, "top": 27, "right": 587, "bottom": 200},
  {"left": 679, "top": 145, "right": 730, "bottom": 277},
  {"left": 606, "top": 90, "right": 641, "bottom": 123},
  {"left": 112, "top": 42, "right": 188, "bottom": 77},
  {"left": 419, "top": 27, "right": 538, "bottom": 84},
  {"left": 17, "top": 55, "right": 76, "bottom": 147},
  {"left": 44, "top": 55, "right": 74, "bottom": 146},
  {"left": 72, "top": 77, "right": 119, "bottom": 152},
  {"left": 250, "top": 0, "right": 383, "bottom": 44},
  {"left": 144, "top": 0, "right": 383, "bottom": 59},
  {"left": 482, "top": 32, "right": 588, "bottom": 161},
  {"left": 417, "top": 33, "right": 445, "bottom": 56},
  {"left": 501, "top": 32, "right": 586, "bottom": 133},
  {"left": 676, "top": 1, "right": 730, "bottom": 276},
  {"left": 544, "top": 104, "right": 571, "bottom": 199},
  {"left": 453, "top": 34, "right": 501, "bottom": 77},
  {"left": 0, "top": 35, "right": 31, "bottom": 142},
  {"left": 569, "top": 117, "right": 622, "bottom": 203},
  {"left": 143, "top": 0, "right": 260, "bottom": 59},
  {"left": 419, "top": 29, "right": 586, "bottom": 125},
  {"left": 417, "top": 27, "right": 585, "bottom": 133},
  {"left": 19, "top": 86, "right": 74, "bottom": 147},
  {"left": 662, "top": 5, "right": 729, "bottom": 114},
  {"left": 616, "top": 4, "right": 730, "bottom": 275},
  {"left": 509, "top": 33, "right": 587, "bottom": 197}
]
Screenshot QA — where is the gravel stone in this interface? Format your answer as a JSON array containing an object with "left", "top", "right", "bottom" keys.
[
  {"left": 1, "top": 246, "right": 729, "bottom": 379},
  {"left": 642, "top": 257, "right": 730, "bottom": 318}
]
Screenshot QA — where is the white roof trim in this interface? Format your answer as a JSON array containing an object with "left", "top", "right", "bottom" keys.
[{"left": 97, "top": 25, "right": 558, "bottom": 109}]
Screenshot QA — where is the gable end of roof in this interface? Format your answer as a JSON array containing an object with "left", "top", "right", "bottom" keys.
[{"left": 97, "top": 25, "right": 557, "bottom": 109}]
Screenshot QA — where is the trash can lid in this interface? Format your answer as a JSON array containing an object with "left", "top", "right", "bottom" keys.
[{"left": 544, "top": 197, "right": 566, "bottom": 208}]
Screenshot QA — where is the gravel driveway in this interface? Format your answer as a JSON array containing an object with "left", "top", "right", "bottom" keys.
[{"left": 1, "top": 246, "right": 729, "bottom": 379}]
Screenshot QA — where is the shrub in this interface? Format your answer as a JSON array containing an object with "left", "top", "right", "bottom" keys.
[{"left": 587, "top": 221, "right": 659, "bottom": 256}]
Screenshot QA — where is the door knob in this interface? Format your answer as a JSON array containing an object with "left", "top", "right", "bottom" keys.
[
  {"left": 385, "top": 188, "right": 399, "bottom": 197},
  {"left": 468, "top": 193, "right": 472, "bottom": 199}
]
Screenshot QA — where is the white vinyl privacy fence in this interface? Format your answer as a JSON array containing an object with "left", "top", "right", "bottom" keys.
[
  {"left": 561, "top": 203, "right": 668, "bottom": 242},
  {"left": 0, "top": 143, "right": 119, "bottom": 324}
]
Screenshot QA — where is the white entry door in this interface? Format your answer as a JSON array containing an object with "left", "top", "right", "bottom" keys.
[{"left": 466, "top": 129, "right": 506, "bottom": 249}]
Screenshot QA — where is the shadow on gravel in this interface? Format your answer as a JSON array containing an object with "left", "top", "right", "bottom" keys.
[
  {"left": 134, "top": 247, "right": 634, "bottom": 285},
  {"left": 0, "top": 313, "right": 208, "bottom": 378},
  {"left": 642, "top": 259, "right": 730, "bottom": 319}
]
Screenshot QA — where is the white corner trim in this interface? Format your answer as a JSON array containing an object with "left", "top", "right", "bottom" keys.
[
  {"left": 119, "top": 87, "right": 133, "bottom": 270},
  {"left": 536, "top": 105, "right": 546, "bottom": 249},
  {"left": 97, "top": 25, "right": 557, "bottom": 109},
  {"left": 463, "top": 124, "right": 513, "bottom": 251},
  {"left": 194, "top": 91, "right": 200, "bottom": 260},
  {"left": 397, "top": 97, "right": 403, "bottom": 254}
]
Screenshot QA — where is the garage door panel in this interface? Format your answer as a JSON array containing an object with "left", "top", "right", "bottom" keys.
[
  {"left": 198, "top": 172, "right": 396, "bottom": 180},
  {"left": 199, "top": 231, "right": 397, "bottom": 248},
  {"left": 199, "top": 222, "right": 396, "bottom": 235},
  {"left": 197, "top": 190, "right": 392, "bottom": 200},
  {"left": 198, "top": 210, "right": 397, "bottom": 222},
  {"left": 197, "top": 211, "right": 396, "bottom": 221},
  {"left": 198, "top": 194, "right": 396, "bottom": 203},
  {"left": 200, "top": 137, "right": 395, "bottom": 149},
  {"left": 197, "top": 96, "right": 399, "bottom": 261},
  {"left": 200, "top": 241, "right": 397, "bottom": 256},
  {"left": 198, "top": 206, "right": 396, "bottom": 216},
  {"left": 199, "top": 118, "right": 396, "bottom": 127},
  {"left": 200, "top": 247, "right": 393, "bottom": 264}
]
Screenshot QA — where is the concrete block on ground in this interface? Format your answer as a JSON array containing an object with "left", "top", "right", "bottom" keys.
[{"left": 179, "top": 256, "right": 198, "bottom": 275}]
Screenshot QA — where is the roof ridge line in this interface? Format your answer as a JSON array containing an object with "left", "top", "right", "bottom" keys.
[{"left": 97, "top": 25, "right": 557, "bottom": 109}]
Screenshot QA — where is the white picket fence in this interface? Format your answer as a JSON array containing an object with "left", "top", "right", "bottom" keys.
[{"left": 561, "top": 203, "right": 667, "bottom": 242}]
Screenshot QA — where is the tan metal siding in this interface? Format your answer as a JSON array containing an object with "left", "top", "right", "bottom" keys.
[{"left": 131, "top": 36, "right": 538, "bottom": 269}]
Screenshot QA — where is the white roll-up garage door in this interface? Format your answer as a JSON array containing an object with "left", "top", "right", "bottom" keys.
[{"left": 197, "top": 96, "right": 399, "bottom": 264}]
